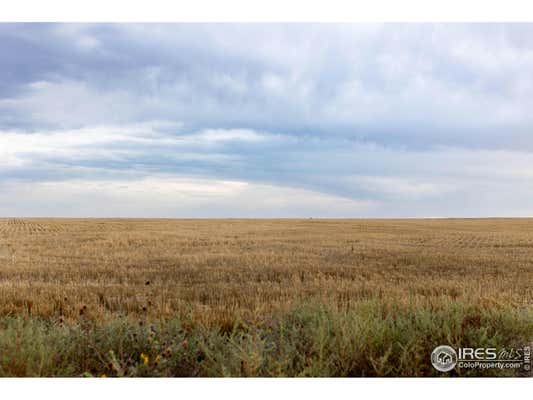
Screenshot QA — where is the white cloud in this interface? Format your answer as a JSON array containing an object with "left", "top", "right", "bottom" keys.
[
  {"left": 348, "top": 176, "right": 457, "bottom": 198},
  {"left": 3, "top": 124, "right": 533, "bottom": 217},
  {"left": 0, "top": 126, "right": 273, "bottom": 171},
  {"left": 0, "top": 177, "right": 375, "bottom": 218},
  {"left": 0, "top": 80, "right": 138, "bottom": 127},
  {"left": 4, "top": 24, "right": 533, "bottom": 148},
  {"left": 193, "top": 129, "right": 267, "bottom": 143},
  {"left": 3, "top": 24, "right": 533, "bottom": 217}
]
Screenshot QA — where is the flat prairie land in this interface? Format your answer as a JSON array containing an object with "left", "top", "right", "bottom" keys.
[{"left": 0, "top": 218, "right": 531, "bottom": 377}]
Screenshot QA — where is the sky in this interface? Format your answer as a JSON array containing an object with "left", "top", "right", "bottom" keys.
[{"left": 1, "top": 23, "right": 533, "bottom": 217}]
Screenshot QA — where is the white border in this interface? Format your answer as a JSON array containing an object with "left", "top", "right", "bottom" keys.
[
  {"left": 0, "top": 378, "right": 531, "bottom": 399},
  {"left": 1, "top": 0, "right": 533, "bottom": 397},
  {"left": 2, "top": 0, "right": 533, "bottom": 22}
]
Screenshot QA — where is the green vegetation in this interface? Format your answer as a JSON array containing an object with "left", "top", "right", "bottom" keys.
[{"left": 0, "top": 300, "right": 530, "bottom": 377}]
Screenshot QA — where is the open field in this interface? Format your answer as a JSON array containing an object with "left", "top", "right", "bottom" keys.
[{"left": 0, "top": 218, "right": 531, "bottom": 376}]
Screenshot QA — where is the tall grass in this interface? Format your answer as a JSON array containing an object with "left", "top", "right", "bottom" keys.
[{"left": 0, "top": 300, "right": 530, "bottom": 377}]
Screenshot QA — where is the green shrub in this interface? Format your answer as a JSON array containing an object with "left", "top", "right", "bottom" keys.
[{"left": 0, "top": 301, "right": 530, "bottom": 377}]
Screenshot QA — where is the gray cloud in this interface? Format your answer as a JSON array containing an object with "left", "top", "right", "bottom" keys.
[{"left": 1, "top": 24, "right": 533, "bottom": 217}]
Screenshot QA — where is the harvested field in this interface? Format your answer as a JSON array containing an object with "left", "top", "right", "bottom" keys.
[{"left": 0, "top": 218, "right": 531, "bottom": 376}]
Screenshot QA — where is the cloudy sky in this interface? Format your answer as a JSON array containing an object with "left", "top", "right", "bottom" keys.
[{"left": 1, "top": 23, "right": 533, "bottom": 217}]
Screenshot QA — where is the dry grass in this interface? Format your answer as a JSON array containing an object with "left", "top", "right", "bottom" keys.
[
  {"left": 1, "top": 218, "right": 531, "bottom": 320},
  {"left": 0, "top": 218, "right": 531, "bottom": 376}
]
